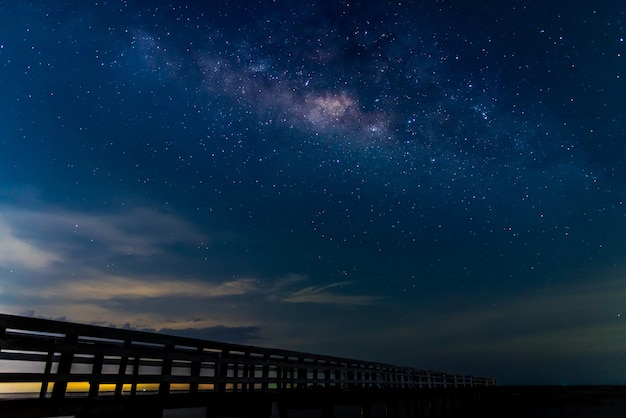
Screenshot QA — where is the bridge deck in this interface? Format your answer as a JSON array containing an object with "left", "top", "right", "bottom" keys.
[{"left": 0, "top": 313, "right": 494, "bottom": 417}]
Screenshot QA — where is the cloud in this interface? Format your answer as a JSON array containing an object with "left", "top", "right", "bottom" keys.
[
  {"left": 265, "top": 274, "right": 383, "bottom": 306},
  {"left": 0, "top": 219, "right": 61, "bottom": 270},
  {"left": 36, "top": 276, "right": 259, "bottom": 301},
  {"left": 0, "top": 200, "right": 385, "bottom": 358},
  {"left": 281, "top": 280, "right": 382, "bottom": 306},
  {"left": 1, "top": 205, "right": 206, "bottom": 258},
  {"left": 0, "top": 202, "right": 260, "bottom": 329}
]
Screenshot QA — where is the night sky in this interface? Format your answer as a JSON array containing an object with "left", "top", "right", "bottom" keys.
[{"left": 1, "top": 0, "right": 625, "bottom": 385}]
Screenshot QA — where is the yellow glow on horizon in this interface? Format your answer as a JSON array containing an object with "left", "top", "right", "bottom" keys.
[
  {"left": 65, "top": 382, "right": 89, "bottom": 392},
  {"left": 0, "top": 381, "right": 213, "bottom": 397},
  {"left": 0, "top": 382, "right": 44, "bottom": 394},
  {"left": 98, "top": 383, "right": 117, "bottom": 393},
  {"left": 134, "top": 383, "right": 160, "bottom": 392}
]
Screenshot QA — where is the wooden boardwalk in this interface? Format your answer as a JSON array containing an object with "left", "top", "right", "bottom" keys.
[{"left": 0, "top": 313, "right": 495, "bottom": 417}]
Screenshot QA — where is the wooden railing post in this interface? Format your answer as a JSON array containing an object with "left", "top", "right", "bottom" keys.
[
  {"left": 312, "top": 360, "right": 319, "bottom": 388},
  {"left": 115, "top": 340, "right": 131, "bottom": 397},
  {"left": 276, "top": 366, "right": 285, "bottom": 391},
  {"left": 280, "top": 357, "right": 289, "bottom": 390},
  {"left": 261, "top": 353, "right": 270, "bottom": 392},
  {"left": 39, "top": 351, "right": 54, "bottom": 399},
  {"left": 217, "top": 349, "right": 229, "bottom": 393},
  {"left": 245, "top": 354, "right": 252, "bottom": 392},
  {"left": 297, "top": 357, "right": 306, "bottom": 390},
  {"left": 289, "top": 363, "right": 295, "bottom": 389},
  {"left": 159, "top": 344, "right": 174, "bottom": 397},
  {"left": 347, "top": 368, "right": 355, "bottom": 390},
  {"left": 89, "top": 353, "right": 104, "bottom": 397},
  {"left": 51, "top": 332, "right": 78, "bottom": 400},
  {"left": 131, "top": 355, "right": 140, "bottom": 396},
  {"left": 190, "top": 346, "right": 203, "bottom": 394}
]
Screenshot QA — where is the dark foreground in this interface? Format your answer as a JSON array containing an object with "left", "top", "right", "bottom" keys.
[
  {"left": 159, "top": 386, "right": 626, "bottom": 418},
  {"left": 6, "top": 386, "right": 622, "bottom": 418},
  {"left": 463, "top": 385, "right": 626, "bottom": 418}
]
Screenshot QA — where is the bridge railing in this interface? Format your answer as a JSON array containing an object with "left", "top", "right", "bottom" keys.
[{"left": 0, "top": 313, "right": 495, "bottom": 401}]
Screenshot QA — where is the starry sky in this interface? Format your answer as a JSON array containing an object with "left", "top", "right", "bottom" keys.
[{"left": 1, "top": 0, "right": 625, "bottom": 385}]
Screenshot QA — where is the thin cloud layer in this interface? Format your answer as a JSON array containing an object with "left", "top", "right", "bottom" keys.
[
  {"left": 282, "top": 281, "right": 382, "bottom": 306},
  {"left": 0, "top": 203, "right": 384, "bottom": 339},
  {"left": 0, "top": 218, "right": 61, "bottom": 270},
  {"left": 0, "top": 203, "right": 247, "bottom": 326},
  {"left": 1, "top": 205, "right": 206, "bottom": 258},
  {"left": 37, "top": 276, "right": 259, "bottom": 301}
]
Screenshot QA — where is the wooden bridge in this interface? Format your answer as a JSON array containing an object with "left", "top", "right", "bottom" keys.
[{"left": 0, "top": 313, "right": 495, "bottom": 418}]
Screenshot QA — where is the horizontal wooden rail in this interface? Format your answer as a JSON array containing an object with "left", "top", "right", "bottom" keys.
[{"left": 0, "top": 313, "right": 495, "bottom": 401}]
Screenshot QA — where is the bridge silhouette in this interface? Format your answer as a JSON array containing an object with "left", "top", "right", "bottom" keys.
[{"left": 0, "top": 313, "right": 495, "bottom": 417}]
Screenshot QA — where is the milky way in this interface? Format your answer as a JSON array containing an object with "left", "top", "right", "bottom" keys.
[{"left": 119, "top": 1, "right": 599, "bottom": 251}]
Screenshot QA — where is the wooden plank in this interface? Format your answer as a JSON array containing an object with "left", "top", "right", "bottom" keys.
[
  {"left": 0, "top": 351, "right": 53, "bottom": 362},
  {"left": 0, "top": 372, "right": 50, "bottom": 382}
]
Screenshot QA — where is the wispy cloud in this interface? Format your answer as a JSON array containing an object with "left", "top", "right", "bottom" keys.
[
  {"left": 0, "top": 202, "right": 260, "bottom": 328},
  {"left": 0, "top": 219, "right": 61, "bottom": 270},
  {"left": 281, "top": 280, "right": 382, "bottom": 306},
  {"left": 36, "top": 276, "right": 259, "bottom": 301},
  {"left": 0, "top": 201, "right": 384, "bottom": 351},
  {"left": 1, "top": 205, "right": 206, "bottom": 258}
]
